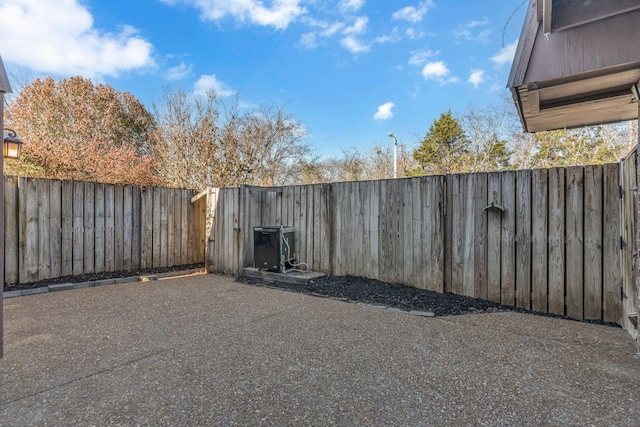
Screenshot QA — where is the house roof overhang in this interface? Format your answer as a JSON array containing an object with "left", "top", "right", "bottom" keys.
[
  {"left": 0, "top": 55, "right": 11, "bottom": 94},
  {"left": 508, "top": 0, "right": 640, "bottom": 133}
]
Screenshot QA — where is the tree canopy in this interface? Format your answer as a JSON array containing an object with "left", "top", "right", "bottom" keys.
[{"left": 4, "top": 76, "right": 158, "bottom": 185}]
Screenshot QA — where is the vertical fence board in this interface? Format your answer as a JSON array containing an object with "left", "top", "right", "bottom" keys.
[
  {"left": 4, "top": 177, "right": 18, "bottom": 285},
  {"left": 444, "top": 175, "right": 453, "bottom": 293},
  {"left": 104, "top": 185, "right": 115, "bottom": 272},
  {"left": 141, "top": 187, "right": 153, "bottom": 269},
  {"left": 461, "top": 174, "right": 476, "bottom": 298},
  {"left": 152, "top": 187, "right": 161, "bottom": 268},
  {"left": 131, "top": 186, "right": 141, "bottom": 269},
  {"left": 123, "top": 186, "right": 133, "bottom": 270},
  {"left": 160, "top": 188, "right": 168, "bottom": 268},
  {"left": 49, "top": 180, "right": 62, "bottom": 280},
  {"left": 603, "top": 163, "right": 621, "bottom": 324},
  {"left": 621, "top": 152, "right": 637, "bottom": 333},
  {"left": 474, "top": 173, "right": 488, "bottom": 300},
  {"left": 565, "top": 167, "right": 584, "bottom": 320},
  {"left": 531, "top": 169, "right": 548, "bottom": 312},
  {"left": 113, "top": 185, "right": 124, "bottom": 271},
  {"left": 18, "top": 178, "right": 27, "bottom": 283},
  {"left": 312, "top": 185, "right": 322, "bottom": 272},
  {"left": 516, "top": 170, "right": 532, "bottom": 310},
  {"left": 500, "top": 171, "right": 516, "bottom": 306},
  {"left": 72, "top": 182, "right": 84, "bottom": 276},
  {"left": 37, "top": 180, "right": 51, "bottom": 280},
  {"left": 320, "top": 184, "right": 332, "bottom": 274},
  {"left": 166, "top": 189, "right": 175, "bottom": 267},
  {"left": 450, "top": 175, "right": 465, "bottom": 295},
  {"left": 24, "top": 179, "right": 39, "bottom": 283},
  {"left": 486, "top": 173, "right": 502, "bottom": 303},
  {"left": 61, "top": 181, "right": 73, "bottom": 277},
  {"left": 306, "top": 185, "right": 315, "bottom": 271},
  {"left": 548, "top": 168, "right": 566, "bottom": 315},
  {"left": 94, "top": 183, "right": 105, "bottom": 273},
  {"left": 181, "top": 189, "right": 189, "bottom": 266},
  {"left": 583, "top": 166, "right": 603, "bottom": 320},
  {"left": 83, "top": 183, "right": 95, "bottom": 274}
]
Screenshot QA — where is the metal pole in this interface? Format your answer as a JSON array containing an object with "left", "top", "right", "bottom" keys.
[
  {"left": 393, "top": 136, "right": 398, "bottom": 179},
  {"left": 388, "top": 133, "right": 398, "bottom": 179}
]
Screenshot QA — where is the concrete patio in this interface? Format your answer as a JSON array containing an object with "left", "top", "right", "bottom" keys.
[{"left": 1, "top": 273, "right": 639, "bottom": 426}]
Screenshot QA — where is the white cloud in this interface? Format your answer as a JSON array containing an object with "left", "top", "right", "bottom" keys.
[
  {"left": 166, "top": 62, "right": 192, "bottom": 81},
  {"left": 374, "top": 102, "right": 395, "bottom": 120},
  {"left": 0, "top": 0, "right": 154, "bottom": 78},
  {"left": 340, "top": 35, "right": 370, "bottom": 53},
  {"left": 163, "top": 0, "right": 306, "bottom": 30},
  {"left": 454, "top": 17, "right": 490, "bottom": 42},
  {"left": 421, "top": 61, "right": 458, "bottom": 84},
  {"left": 194, "top": 74, "right": 234, "bottom": 97},
  {"left": 374, "top": 28, "right": 401, "bottom": 44},
  {"left": 344, "top": 16, "right": 368, "bottom": 35},
  {"left": 467, "top": 69, "right": 485, "bottom": 88},
  {"left": 408, "top": 49, "right": 437, "bottom": 66},
  {"left": 297, "top": 32, "right": 318, "bottom": 49},
  {"left": 392, "top": 1, "right": 433, "bottom": 23},
  {"left": 340, "top": 0, "right": 365, "bottom": 13},
  {"left": 491, "top": 40, "right": 518, "bottom": 67},
  {"left": 405, "top": 28, "right": 426, "bottom": 40}
]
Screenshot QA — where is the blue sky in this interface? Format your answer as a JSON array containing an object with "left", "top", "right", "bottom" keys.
[{"left": 0, "top": 0, "right": 526, "bottom": 158}]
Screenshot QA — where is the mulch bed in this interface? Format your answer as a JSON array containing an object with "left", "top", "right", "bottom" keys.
[
  {"left": 3, "top": 263, "right": 205, "bottom": 292},
  {"left": 238, "top": 275, "right": 619, "bottom": 325}
]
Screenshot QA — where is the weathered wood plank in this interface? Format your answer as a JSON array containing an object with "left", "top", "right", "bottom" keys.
[
  {"left": 462, "top": 173, "right": 476, "bottom": 298},
  {"left": 4, "top": 176, "right": 19, "bottom": 285},
  {"left": 583, "top": 165, "right": 603, "bottom": 321},
  {"left": 320, "top": 184, "right": 332, "bottom": 274},
  {"left": 486, "top": 173, "right": 502, "bottom": 303},
  {"left": 152, "top": 186, "right": 161, "bottom": 268},
  {"left": 122, "top": 185, "right": 133, "bottom": 270},
  {"left": 104, "top": 185, "right": 115, "bottom": 272},
  {"left": 444, "top": 175, "right": 453, "bottom": 293},
  {"left": 141, "top": 187, "right": 153, "bottom": 269},
  {"left": 24, "top": 179, "right": 39, "bottom": 283},
  {"left": 181, "top": 189, "right": 189, "bottom": 266},
  {"left": 37, "top": 180, "right": 51, "bottom": 280},
  {"left": 450, "top": 174, "right": 465, "bottom": 295},
  {"left": 72, "top": 181, "right": 84, "bottom": 276},
  {"left": 306, "top": 184, "right": 315, "bottom": 271},
  {"left": 160, "top": 187, "right": 168, "bottom": 268},
  {"left": 474, "top": 173, "right": 488, "bottom": 300},
  {"left": 621, "top": 152, "right": 637, "bottom": 333},
  {"left": 500, "top": 171, "right": 516, "bottom": 306},
  {"left": 83, "top": 182, "right": 95, "bottom": 274},
  {"left": 166, "top": 188, "right": 175, "bottom": 267},
  {"left": 565, "top": 166, "right": 584, "bottom": 320},
  {"left": 515, "top": 170, "right": 532, "bottom": 310},
  {"left": 368, "top": 181, "right": 380, "bottom": 281},
  {"left": 603, "top": 163, "right": 621, "bottom": 324},
  {"left": 61, "top": 180, "right": 73, "bottom": 277},
  {"left": 548, "top": 168, "right": 566, "bottom": 316},
  {"left": 531, "top": 169, "right": 548, "bottom": 312},
  {"left": 312, "top": 184, "right": 322, "bottom": 272},
  {"left": 131, "top": 186, "right": 141, "bottom": 269},
  {"left": 17, "top": 178, "right": 27, "bottom": 283},
  {"left": 410, "top": 178, "right": 422, "bottom": 288},
  {"left": 332, "top": 182, "right": 343, "bottom": 276},
  {"left": 94, "top": 183, "right": 105, "bottom": 273},
  {"left": 113, "top": 185, "right": 124, "bottom": 271}
]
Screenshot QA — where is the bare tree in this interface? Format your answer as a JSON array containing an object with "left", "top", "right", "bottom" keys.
[{"left": 151, "top": 87, "right": 311, "bottom": 189}]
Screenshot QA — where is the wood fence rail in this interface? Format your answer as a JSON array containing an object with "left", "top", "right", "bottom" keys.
[
  {"left": 3, "top": 177, "right": 206, "bottom": 285},
  {"left": 205, "top": 157, "right": 638, "bottom": 328}
]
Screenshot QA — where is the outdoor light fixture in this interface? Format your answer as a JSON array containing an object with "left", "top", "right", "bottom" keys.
[
  {"left": 3, "top": 128, "right": 22, "bottom": 159},
  {"left": 387, "top": 133, "right": 398, "bottom": 179}
]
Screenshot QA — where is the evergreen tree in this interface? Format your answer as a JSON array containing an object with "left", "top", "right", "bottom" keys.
[{"left": 410, "top": 111, "right": 471, "bottom": 176}]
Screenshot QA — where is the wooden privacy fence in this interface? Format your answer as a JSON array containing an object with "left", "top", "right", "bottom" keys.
[
  {"left": 3, "top": 177, "right": 207, "bottom": 285},
  {"left": 205, "top": 157, "right": 637, "bottom": 327}
]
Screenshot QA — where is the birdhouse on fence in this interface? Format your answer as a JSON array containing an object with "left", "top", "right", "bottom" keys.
[{"left": 508, "top": 0, "right": 640, "bottom": 133}]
